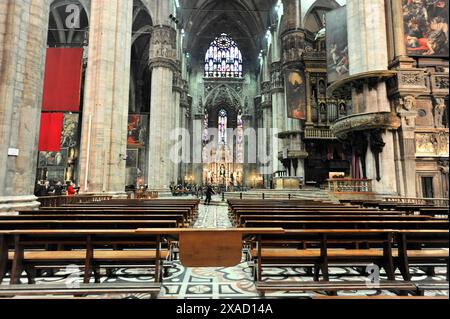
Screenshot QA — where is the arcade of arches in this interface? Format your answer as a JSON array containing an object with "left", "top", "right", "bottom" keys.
[{"left": 0, "top": 0, "right": 449, "bottom": 211}]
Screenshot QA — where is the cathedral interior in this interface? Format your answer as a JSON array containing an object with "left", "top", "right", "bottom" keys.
[
  {"left": 0, "top": 0, "right": 449, "bottom": 210},
  {"left": 0, "top": 0, "right": 449, "bottom": 303}
]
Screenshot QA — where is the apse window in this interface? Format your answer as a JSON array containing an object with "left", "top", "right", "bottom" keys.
[{"left": 205, "top": 33, "right": 243, "bottom": 78}]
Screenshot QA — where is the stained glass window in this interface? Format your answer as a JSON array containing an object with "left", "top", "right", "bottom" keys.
[
  {"left": 218, "top": 109, "right": 228, "bottom": 145},
  {"left": 205, "top": 34, "right": 243, "bottom": 78}
]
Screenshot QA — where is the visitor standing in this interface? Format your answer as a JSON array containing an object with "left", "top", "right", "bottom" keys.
[{"left": 204, "top": 184, "right": 215, "bottom": 205}]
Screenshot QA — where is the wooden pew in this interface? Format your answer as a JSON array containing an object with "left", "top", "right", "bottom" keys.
[
  {"left": 0, "top": 220, "right": 179, "bottom": 230},
  {"left": 26, "top": 208, "right": 193, "bottom": 225},
  {"left": 0, "top": 228, "right": 284, "bottom": 298},
  {"left": 237, "top": 214, "right": 433, "bottom": 227},
  {"left": 243, "top": 219, "right": 449, "bottom": 230},
  {"left": 0, "top": 229, "right": 170, "bottom": 286},
  {"left": 0, "top": 283, "right": 161, "bottom": 299},
  {"left": 395, "top": 230, "right": 449, "bottom": 281},
  {"left": 250, "top": 229, "right": 449, "bottom": 297}
]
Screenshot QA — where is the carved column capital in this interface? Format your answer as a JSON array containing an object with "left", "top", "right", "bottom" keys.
[
  {"left": 149, "top": 25, "right": 178, "bottom": 71},
  {"left": 270, "top": 62, "right": 284, "bottom": 92}
]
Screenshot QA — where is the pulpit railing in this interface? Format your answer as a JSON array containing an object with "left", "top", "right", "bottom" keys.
[{"left": 327, "top": 179, "right": 373, "bottom": 193}]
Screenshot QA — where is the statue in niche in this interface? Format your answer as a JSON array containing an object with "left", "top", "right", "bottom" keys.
[
  {"left": 434, "top": 98, "right": 447, "bottom": 128},
  {"left": 436, "top": 132, "right": 449, "bottom": 156}
]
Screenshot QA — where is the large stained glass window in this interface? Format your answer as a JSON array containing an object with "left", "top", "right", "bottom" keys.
[
  {"left": 205, "top": 34, "right": 243, "bottom": 78},
  {"left": 218, "top": 109, "right": 228, "bottom": 145}
]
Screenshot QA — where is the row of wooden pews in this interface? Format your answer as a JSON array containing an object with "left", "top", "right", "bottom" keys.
[
  {"left": 228, "top": 199, "right": 449, "bottom": 298},
  {"left": 0, "top": 198, "right": 200, "bottom": 298},
  {"left": 339, "top": 199, "right": 449, "bottom": 218}
]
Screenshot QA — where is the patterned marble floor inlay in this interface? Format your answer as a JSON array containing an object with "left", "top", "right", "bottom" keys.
[
  {"left": 194, "top": 196, "right": 232, "bottom": 229},
  {"left": 1, "top": 198, "right": 448, "bottom": 299}
]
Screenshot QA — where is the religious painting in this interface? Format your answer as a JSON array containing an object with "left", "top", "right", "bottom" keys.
[
  {"left": 127, "top": 115, "right": 148, "bottom": 148},
  {"left": 402, "top": 0, "right": 449, "bottom": 56},
  {"left": 60, "top": 113, "right": 79, "bottom": 148},
  {"left": 46, "top": 167, "right": 66, "bottom": 183},
  {"left": 38, "top": 150, "right": 68, "bottom": 168},
  {"left": 126, "top": 149, "right": 139, "bottom": 168},
  {"left": 285, "top": 70, "right": 306, "bottom": 120},
  {"left": 326, "top": 6, "right": 349, "bottom": 83}
]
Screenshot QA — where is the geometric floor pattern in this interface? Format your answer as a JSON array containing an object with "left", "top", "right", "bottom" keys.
[{"left": 2, "top": 196, "right": 448, "bottom": 299}]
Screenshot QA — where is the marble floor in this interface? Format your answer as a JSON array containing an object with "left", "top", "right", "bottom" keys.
[{"left": 1, "top": 197, "right": 448, "bottom": 299}]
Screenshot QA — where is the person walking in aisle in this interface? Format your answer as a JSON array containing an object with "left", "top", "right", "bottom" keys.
[{"left": 204, "top": 184, "right": 215, "bottom": 205}]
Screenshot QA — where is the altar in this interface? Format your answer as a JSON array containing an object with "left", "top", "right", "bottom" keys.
[{"left": 273, "top": 177, "right": 303, "bottom": 190}]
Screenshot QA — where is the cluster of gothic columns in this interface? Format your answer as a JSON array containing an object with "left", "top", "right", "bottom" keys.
[{"left": 0, "top": 0, "right": 181, "bottom": 211}]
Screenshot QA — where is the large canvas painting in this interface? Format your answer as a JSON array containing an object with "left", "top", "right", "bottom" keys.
[
  {"left": 326, "top": 6, "right": 349, "bottom": 83},
  {"left": 38, "top": 150, "right": 68, "bottom": 168},
  {"left": 127, "top": 115, "right": 148, "bottom": 148},
  {"left": 402, "top": 0, "right": 449, "bottom": 56},
  {"left": 60, "top": 113, "right": 79, "bottom": 148},
  {"left": 126, "top": 149, "right": 139, "bottom": 168},
  {"left": 285, "top": 70, "right": 306, "bottom": 120}
]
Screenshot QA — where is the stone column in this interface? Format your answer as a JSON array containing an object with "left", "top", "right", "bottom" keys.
[
  {"left": 306, "top": 72, "right": 313, "bottom": 125},
  {"left": 270, "top": 62, "right": 285, "bottom": 174},
  {"left": 396, "top": 97, "right": 418, "bottom": 197},
  {"left": 147, "top": 25, "right": 178, "bottom": 191},
  {"left": 0, "top": 0, "right": 51, "bottom": 211},
  {"left": 347, "top": 0, "right": 388, "bottom": 74},
  {"left": 78, "top": 0, "right": 133, "bottom": 195}
]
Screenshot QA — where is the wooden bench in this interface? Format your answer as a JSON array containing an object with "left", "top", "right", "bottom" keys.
[
  {"left": 0, "top": 220, "right": 179, "bottom": 230},
  {"left": 0, "top": 228, "right": 284, "bottom": 298},
  {"left": 0, "top": 282, "right": 162, "bottom": 299},
  {"left": 395, "top": 230, "right": 449, "bottom": 281},
  {"left": 36, "top": 208, "right": 194, "bottom": 225},
  {"left": 243, "top": 219, "right": 449, "bottom": 230},
  {"left": 256, "top": 280, "right": 417, "bottom": 297},
  {"left": 0, "top": 230, "right": 170, "bottom": 285},
  {"left": 415, "top": 281, "right": 449, "bottom": 296},
  {"left": 237, "top": 214, "right": 433, "bottom": 227},
  {"left": 249, "top": 229, "right": 449, "bottom": 296}
]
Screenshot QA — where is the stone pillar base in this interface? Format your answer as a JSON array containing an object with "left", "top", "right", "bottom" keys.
[{"left": 0, "top": 195, "right": 40, "bottom": 213}]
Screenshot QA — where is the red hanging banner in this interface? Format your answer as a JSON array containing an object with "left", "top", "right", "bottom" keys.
[
  {"left": 42, "top": 48, "right": 83, "bottom": 112},
  {"left": 38, "top": 113, "right": 64, "bottom": 152}
]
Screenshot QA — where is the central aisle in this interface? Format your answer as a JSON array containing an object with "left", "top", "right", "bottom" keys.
[{"left": 193, "top": 195, "right": 232, "bottom": 229}]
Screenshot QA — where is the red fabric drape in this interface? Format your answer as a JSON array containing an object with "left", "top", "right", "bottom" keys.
[
  {"left": 42, "top": 48, "right": 83, "bottom": 112},
  {"left": 38, "top": 113, "right": 64, "bottom": 152}
]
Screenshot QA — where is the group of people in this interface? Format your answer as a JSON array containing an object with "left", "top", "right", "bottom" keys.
[
  {"left": 169, "top": 183, "right": 217, "bottom": 205},
  {"left": 34, "top": 180, "right": 79, "bottom": 197}
]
